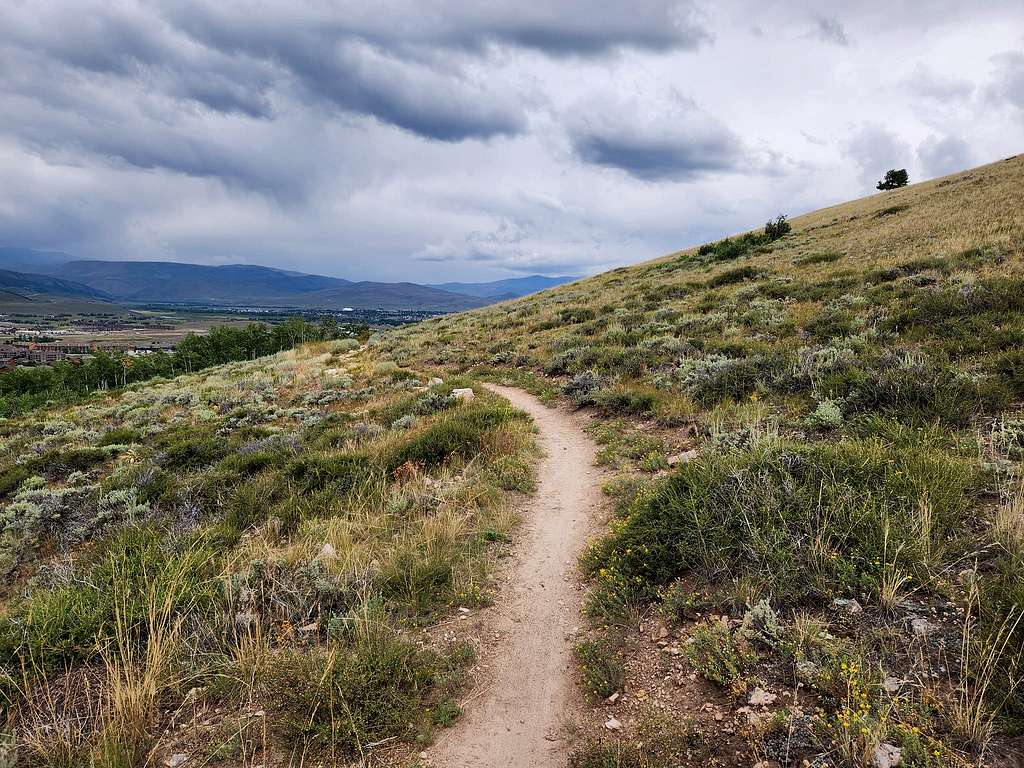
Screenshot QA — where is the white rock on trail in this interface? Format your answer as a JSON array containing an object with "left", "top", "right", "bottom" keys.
[
  {"left": 604, "top": 717, "right": 622, "bottom": 731},
  {"left": 452, "top": 387, "right": 475, "bottom": 402}
]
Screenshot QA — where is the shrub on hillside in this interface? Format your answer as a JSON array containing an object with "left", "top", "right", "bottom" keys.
[
  {"left": 707, "top": 265, "right": 761, "bottom": 288},
  {"left": 564, "top": 370, "right": 605, "bottom": 407},
  {"left": 763, "top": 215, "right": 791, "bottom": 241},
  {"left": 876, "top": 168, "right": 909, "bottom": 190},
  {"left": 583, "top": 440, "right": 980, "bottom": 613}
]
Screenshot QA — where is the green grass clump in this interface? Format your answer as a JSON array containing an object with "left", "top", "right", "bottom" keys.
[
  {"left": 385, "top": 401, "right": 526, "bottom": 471},
  {"left": 263, "top": 618, "right": 465, "bottom": 757},
  {"left": 0, "top": 525, "right": 216, "bottom": 670}
]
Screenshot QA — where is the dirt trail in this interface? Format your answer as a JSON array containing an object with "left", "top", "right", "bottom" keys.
[{"left": 426, "top": 384, "right": 604, "bottom": 768}]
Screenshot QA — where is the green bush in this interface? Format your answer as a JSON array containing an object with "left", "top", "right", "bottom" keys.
[
  {"left": 687, "top": 619, "right": 752, "bottom": 689},
  {"left": 44, "top": 447, "right": 107, "bottom": 473},
  {"left": 824, "top": 352, "right": 1010, "bottom": 426},
  {"left": 764, "top": 215, "right": 791, "bottom": 241},
  {"left": 287, "top": 452, "right": 370, "bottom": 493},
  {"left": 592, "top": 384, "right": 660, "bottom": 416},
  {"left": 0, "top": 464, "right": 31, "bottom": 498},
  {"left": 155, "top": 424, "right": 229, "bottom": 470},
  {"left": 488, "top": 455, "right": 536, "bottom": 493},
  {"left": 98, "top": 427, "right": 144, "bottom": 446},
  {"left": 584, "top": 440, "right": 979, "bottom": 613},
  {"left": 576, "top": 638, "right": 625, "bottom": 699},
  {"left": 795, "top": 251, "right": 842, "bottom": 266},
  {"left": 707, "top": 265, "right": 761, "bottom": 288},
  {"left": 0, "top": 525, "right": 216, "bottom": 669}
]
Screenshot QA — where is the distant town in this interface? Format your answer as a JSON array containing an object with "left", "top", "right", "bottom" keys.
[{"left": 0, "top": 306, "right": 440, "bottom": 369}]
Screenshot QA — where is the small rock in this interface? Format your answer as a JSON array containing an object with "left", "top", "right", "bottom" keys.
[
  {"left": 911, "top": 618, "right": 932, "bottom": 637},
  {"left": 883, "top": 676, "right": 902, "bottom": 694},
  {"left": 604, "top": 717, "right": 622, "bottom": 731},
  {"left": 427, "top": 377, "right": 443, "bottom": 386},
  {"left": 667, "top": 449, "right": 698, "bottom": 466},
  {"left": 958, "top": 568, "right": 976, "bottom": 586},
  {"left": 795, "top": 660, "right": 818, "bottom": 683},
  {"left": 165, "top": 755, "right": 188, "bottom": 768},
  {"left": 713, "top": 711, "right": 725, "bottom": 722},
  {"left": 452, "top": 387, "right": 475, "bottom": 402},
  {"left": 832, "top": 598, "right": 863, "bottom": 614},
  {"left": 651, "top": 623, "right": 669, "bottom": 641},
  {"left": 606, "top": 692, "right": 620, "bottom": 704},
  {"left": 298, "top": 622, "right": 318, "bottom": 633},
  {"left": 749, "top": 687, "right": 778, "bottom": 707},
  {"left": 319, "top": 543, "right": 337, "bottom": 559},
  {"left": 874, "top": 742, "right": 902, "bottom": 768}
]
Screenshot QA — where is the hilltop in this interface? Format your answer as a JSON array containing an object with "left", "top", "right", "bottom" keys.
[{"left": 376, "top": 155, "right": 1024, "bottom": 766}]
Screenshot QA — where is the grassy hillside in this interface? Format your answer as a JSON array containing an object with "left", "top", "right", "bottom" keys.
[
  {"left": 377, "top": 155, "right": 1024, "bottom": 766},
  {"left": 0, "top": 342, "right": 538, "bottom": 765}
]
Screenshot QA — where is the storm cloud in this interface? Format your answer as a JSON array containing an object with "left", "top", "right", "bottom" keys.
[{"left": 0, "top": 1, "right": 1020, "bottom": 282}]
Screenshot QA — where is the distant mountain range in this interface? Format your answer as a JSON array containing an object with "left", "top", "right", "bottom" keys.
[{"left": 0, "top": 248, "right": 577, "bottom": 312}]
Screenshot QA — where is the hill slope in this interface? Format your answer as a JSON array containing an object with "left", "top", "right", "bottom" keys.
[
  {"left": 0, "top": 246, "right": 74, "bottom": 273},
  {"left": 378, "top": 155, "right": 1024, "bottom": 765},
  {"left": 426, "top": 274, "right": 577, "bottom": 298},
  {"left": 0, "top": 268, "right": 110, "bottom": 300}
]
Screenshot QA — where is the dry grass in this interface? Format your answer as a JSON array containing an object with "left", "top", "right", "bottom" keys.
[
  {"left": 993, "top": 485, "right": 1024, "bottom": 556},
  {"left": 949, "top": 585, "right": 1024, "bottom": 756}
]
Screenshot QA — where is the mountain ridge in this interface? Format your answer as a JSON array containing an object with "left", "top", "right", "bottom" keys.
[{"left": 0, "top": 253, "right": 570, "bottom": 311}]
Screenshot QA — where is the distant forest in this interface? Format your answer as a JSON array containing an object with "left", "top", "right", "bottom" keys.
[{"left": 0, "top": 316, "right": 364, "bottom": 417}]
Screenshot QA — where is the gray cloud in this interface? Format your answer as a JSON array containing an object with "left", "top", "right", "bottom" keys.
[
  {"left": 917, "top": 134, "right": 974, "bottom": 178},
  {"left": 987, "top": 51, "right": 1024, "bottom": 112},
  {"left": 156, "top": 0, "right": 709, "bottom": 139},
  {"left": 905, "top": 65, "right": 974, "bottom": 102},
  {"left": 566, "top": 95, "right": 746, "bottom": 180},
  {"left": 167, "top": 1, "right": 710, "bottom": 58},
  {"left": 811, "top": 16, "right": 850, "bottom": 46}
]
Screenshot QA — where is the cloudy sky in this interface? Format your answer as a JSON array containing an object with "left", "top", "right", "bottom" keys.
[{"left": 1, "top": 1, "right": 1021, "bottom": 282}]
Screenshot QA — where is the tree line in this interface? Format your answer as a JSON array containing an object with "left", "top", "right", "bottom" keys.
[{"left": 0, "top": 316, "right": 364, "bottom": 418}]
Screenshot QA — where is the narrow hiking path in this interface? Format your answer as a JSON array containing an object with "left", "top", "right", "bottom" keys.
[{"left": 426, "top": 384, "right": 605, "bottom": 768}]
